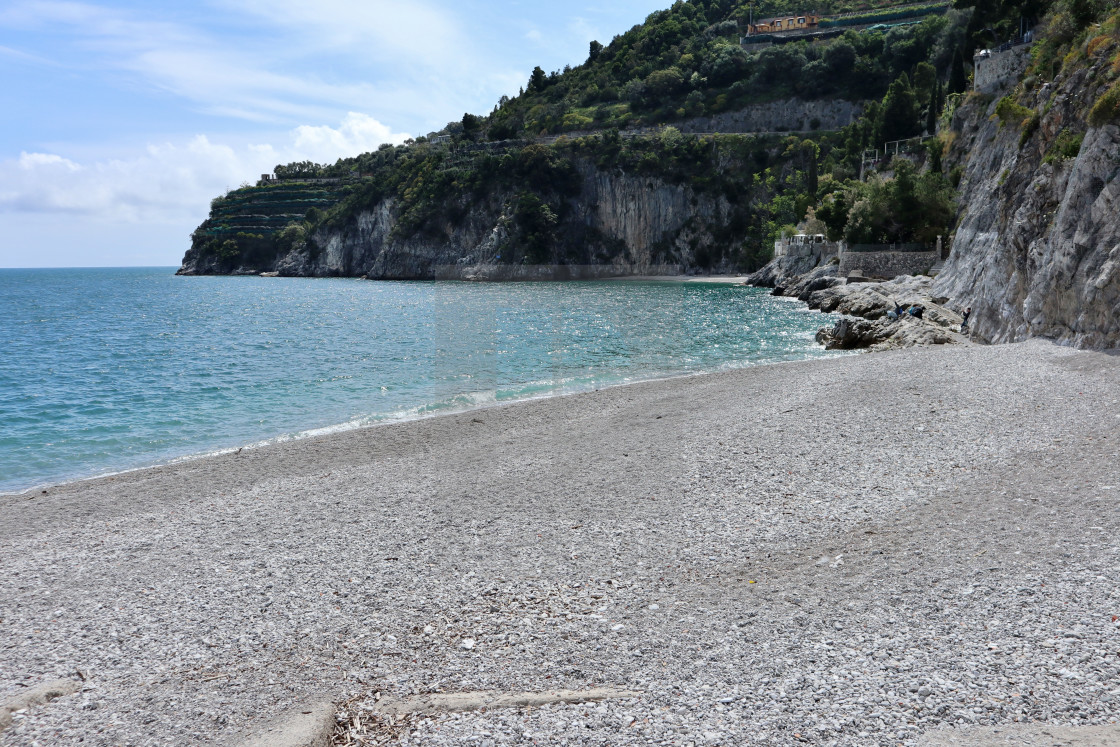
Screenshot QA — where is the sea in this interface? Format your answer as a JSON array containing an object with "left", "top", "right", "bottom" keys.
[{"left": 0, "top": 267, "right": 843, "bottom": 494}]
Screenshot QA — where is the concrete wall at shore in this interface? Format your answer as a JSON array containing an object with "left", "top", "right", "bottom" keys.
[{"left": 839, "top": 250, "right": 938, "bottom": 279}]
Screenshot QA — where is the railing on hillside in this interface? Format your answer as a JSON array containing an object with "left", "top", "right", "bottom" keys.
[
  {"left": 993, "top": 31, "right": 1034, "bottom": 53},
  {"left": 882, "top": 136, "right": 925, "bottom": 156}
]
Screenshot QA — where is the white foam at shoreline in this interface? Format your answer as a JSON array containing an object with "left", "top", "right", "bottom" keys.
[{"left": 2, "top": 347, "right": 852, "bottom": 497}]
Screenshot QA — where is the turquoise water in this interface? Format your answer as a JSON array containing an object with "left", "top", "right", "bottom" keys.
[{"left": 0, "top": 268, "right": 839, "bottom": 493}]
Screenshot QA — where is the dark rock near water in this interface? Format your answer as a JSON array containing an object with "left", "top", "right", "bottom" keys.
[
  {"left": 746, "top": 260, "right": 969, "bottom": 350},
  {"left": 809, "top": 276, "right": 965, "bottom": 350},
  {"left": 746, "top": 253, "right": 823, "bottom": 292},
  {"left": 785, "top": 264, "right": 844, "bottom": 301}
]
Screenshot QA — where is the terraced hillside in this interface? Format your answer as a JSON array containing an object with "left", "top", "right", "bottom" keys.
[{"left": 187, "top": 183, "right": 349, "bottom": 272}]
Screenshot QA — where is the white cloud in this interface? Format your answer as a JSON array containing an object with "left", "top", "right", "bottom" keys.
[
  {"left": 292, "top": 113, "right": 404, "bottom": 154},
  {"left": 19, "top": 152, "right": 81, "bottom": 171},
  {"left": 0, "top": 113, "right": 409, "bottom": 221},
  {"left": 0, "top": 0, "right": 536, "bottom": 134},
  {"left": 123, "top": 46, "right": 377, "bottom": 123},
  {"left": 0, "top": 1, "right": 426, "bottom": 125},
  {"left": 223, "top": 0, "right": 465, "bottom": 66}
]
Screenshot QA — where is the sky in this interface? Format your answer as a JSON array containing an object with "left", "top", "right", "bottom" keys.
[{"left": 0, "top": 0, "right": 670, "bottom": 267}]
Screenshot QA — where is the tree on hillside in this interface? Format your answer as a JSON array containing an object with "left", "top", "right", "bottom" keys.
[
  {"left": 824, "top": 40, "right": 857, "bottom": 74},
  {"left": 1066, "top": 0, "right": 1106, "bottom": 26},
  {"left": 529, "top": 66, "right": 548, "bottom": 93},
  {"left": 798, "top": 140, "right": 820, "bottom": 197},
  {"left": 703, "top": 44, "right": 750, "bottom": 86},
  {"left": 927, "top": 137, "right": 944, "bottom": 174},
  {"left": 877, "top": 73, "right": 921, "bottom": 145},
  {"left": 913, "top": 61, "right": 937, "bottom": 106},
  {"left": 645, "top": 67, "right": 686, "bottom": 97},
  {"left": 892, "top": 158, "right": 923, "bottom": 232},
  {"left": 840, "top": 158, "right": 955, "bottom": 244},
  {"left": 925, "top": 76, "right": 941, "bottom": 135},
  {"left": 589, "top": 40, "right": 604, "bottom": 62},
  {"left": 274, "top": 161, "right": 324, "bottom": 179},
  {"left": 815, "top": 187, "right": 852, "bottom": 242},
  {"left": 752, "top": 45, "right": 808, "bottom": 91},
  {"left": 948, "top": 47, "right": 968, "bottom": 94},
  {"left": 512, "top": 192, "right": 558, "bottom": 264}
]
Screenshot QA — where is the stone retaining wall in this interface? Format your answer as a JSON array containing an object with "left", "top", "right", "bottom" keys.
[
  {"left": 974, "top": 44, "right": 1032, "bottom": 94},
  {"left": 839, "top": 250, "right": 939, "bottom": 279},
  {"left": 675, "top": 99, "right": 863, "bottom": 134}
]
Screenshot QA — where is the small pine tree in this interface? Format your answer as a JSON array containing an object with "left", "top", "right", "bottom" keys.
[
  {"left": 529, "top": 66, "right": 548, "bottom": 93},
  {"left": 461, "top": 113, "right": 481, "bottom": 137},
  {"left": 928, "top": 138, "right": 943, "bottom": 174},
  {"left": 926, "top": 78, "right": 939, "bottom": 134},
  {"left": 878, "top": 73, "right": 921, "bottom": 145},
  {"left": 948, "top": 48, "right": 968, "bottom": 95}
]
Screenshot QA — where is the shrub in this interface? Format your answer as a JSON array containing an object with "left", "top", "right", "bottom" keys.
[
  {"left": 1089, "top": 80, "right": 1120, "bottom": 124},
  {"left": 1020, "top": 112, "right": 1040, "bottom": 147},
  {"left": 1088, "top": 34, "right": 1112, "bottom": 57},
  {"left": 644, "top": 67, "right": 686, "bottom": 97},
  {"left": 562, "top": 112, "right": 594, "bottom": 129},
  {"left": 1043, "top": 129, "right": 1085, "bottom": 163},
  {"left": 994, "top": 96, "right": 1035, "bottom": 128},
  {"left": 216, "top": 239, "right": 240, "bottom": 261},
  {"left": 276, "top": 222, "right": 308, "bottom": 254}
]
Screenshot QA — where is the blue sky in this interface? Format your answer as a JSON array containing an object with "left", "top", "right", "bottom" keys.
[{"left": 0, "top": 0, "right": 668, "bottom": 267}]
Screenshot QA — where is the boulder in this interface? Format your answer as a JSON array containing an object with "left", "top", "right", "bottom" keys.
[{"left": 816, "top": 314, "right": 958, "bottom": 351}]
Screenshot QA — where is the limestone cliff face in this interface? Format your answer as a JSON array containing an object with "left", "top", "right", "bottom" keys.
[
  {"left": 570, "top": 161, "right": 733, "bottom": 271},
  {"left": 183, "top": 159, "right": 740, "bottom": 279},
  {"left": 934, "top": 57, "right": 1120, "bottom": 348},
  {"left": 282, "top": 195, "right": 508, "bottom": 279}
]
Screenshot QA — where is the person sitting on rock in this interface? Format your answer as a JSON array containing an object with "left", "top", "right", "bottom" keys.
[
  {"left": 908, "top": 305, "right": 925, "bottom": 319},
  {"left": 960, "top": 306, "right": 972, "bottom": 332}
]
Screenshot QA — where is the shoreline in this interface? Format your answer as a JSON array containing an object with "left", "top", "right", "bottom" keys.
[
  {"left": 3, "top": 339, "right": 1118, "bottom": 745},
  {"left": 1, "top": 331, "right": 841, "bottom": 500},
  {"left": 606, "top": 274, "right": 751, "bottom": 284}
]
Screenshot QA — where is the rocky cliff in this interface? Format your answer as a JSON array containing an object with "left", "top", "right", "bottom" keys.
[
  {"left": 180, "top": 151, "right": 758, "bottom": 279},
  {"left": 933, "top": 50, "right": 1120, "bottom": 348}
]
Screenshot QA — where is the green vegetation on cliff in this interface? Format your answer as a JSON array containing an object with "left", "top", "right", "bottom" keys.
[
  {"left": 186, "top": 0, "right": 1112, "bottom": 277},
  {"left": 187, "top": 130, "right": 828, "bottom": 274},
  {"left": 482, "top": 1, "right": 961, "bottom": 138}
]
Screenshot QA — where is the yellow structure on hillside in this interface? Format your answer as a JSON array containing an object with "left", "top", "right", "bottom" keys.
[{"left": 746, "top": 13, "right": 820, "bottom": 34}]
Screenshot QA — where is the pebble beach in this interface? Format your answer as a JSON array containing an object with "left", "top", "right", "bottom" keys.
[{"left": 2, "top": 338, "right": 1118, "bottom": 746}]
